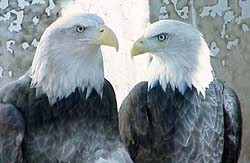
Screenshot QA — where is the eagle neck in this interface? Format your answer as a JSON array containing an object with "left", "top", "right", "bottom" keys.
[
  {"left": 30, "top": 44, "right": 104, "bottom": 105},
  {"left": 148, "top": 50, "right": 213, "bottom": 96}
]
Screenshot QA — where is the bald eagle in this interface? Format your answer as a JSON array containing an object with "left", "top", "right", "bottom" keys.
[
  {"left": 119, "top": 20, "right": 242, "bottom": 163},
  {"left": 0, "top": 13, "right": 132, "bottom": 163}
]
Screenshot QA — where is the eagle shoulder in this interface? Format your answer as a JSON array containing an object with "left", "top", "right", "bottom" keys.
[
  {"left": 222, "top": 85, "right": 242, "bottom": 163},
  {"left": 0, "top": 74, "right": 28, "bottom": 162},
  {"left": 0, "top": 103, "right": 25, "bottom": 162},
  {"left": 119, "top": 81, "right": 153, "bottom": 160}
]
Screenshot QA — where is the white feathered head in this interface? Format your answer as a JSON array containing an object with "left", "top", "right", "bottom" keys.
[
  {"left": 31, "top": 11, "right": 118, "bottom": 105},
  {"left": 131, "top": 20, "right": 213, "bottom": 96}
]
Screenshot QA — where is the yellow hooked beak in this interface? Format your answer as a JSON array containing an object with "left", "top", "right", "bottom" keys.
[
  {"left": 98, "top": 25, "right": 119, "bottom": 52},
  {"left": 130, "top": 36, "right": 146, "bottom": 59}
]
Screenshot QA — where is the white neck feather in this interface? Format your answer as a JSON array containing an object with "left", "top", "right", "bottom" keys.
[
  {"left": 148, "top": 40, "right": 213, "bottom": 97},
  {"left": 31, "top": 42, "right": 104, "bottom": 105}
]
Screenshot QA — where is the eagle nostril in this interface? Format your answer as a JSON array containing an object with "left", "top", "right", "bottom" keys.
[
  {"left": 100, "top": 29, "right": 104, "bottom": 33},
  {"left": 140, "top": 41, "right": 144, "bottom": 44}
]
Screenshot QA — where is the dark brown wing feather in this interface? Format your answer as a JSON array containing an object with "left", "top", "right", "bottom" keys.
[
  {"left": 222, "top": 87, "right": 242, "bottom": 163},
  {"left": 0, "top": 74, "right": 132, "bottom": 163},
  {"left": 119, "top": 80, "right": 230, "bottom": 163},
  {"left": 0, "top": 103, "right": 25, "bottom": 162}
]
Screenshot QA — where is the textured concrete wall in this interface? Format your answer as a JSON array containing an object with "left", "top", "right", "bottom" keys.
[
  {"left": 151, "top": 0, "right": 250, "bottom": 162},
  {"left": 0, "top": 0, "right": 249, "bottom": 162},
  {"left": 0, "top": 0, "right": 61, "bottom": 84}
]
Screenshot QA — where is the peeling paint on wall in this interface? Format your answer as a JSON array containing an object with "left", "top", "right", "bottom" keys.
[
  {"left": 242, "top": 24, "right": 249, "bottom": 32},
  {"left": 171, "top": 0, "right": 189, "bottom": 19},
  {"left": 221, "top": 59, "right": 225, "bottom": 67},
  {"left": 45, "top": 0, "right": 56, "bottom": 16},
  {"left": 32, "top": 16, "right": 40, "bottom": 25},
  {"left": 200, "top": 0, "right": 230, "bottom": 17},
  {"left": 31, "top": 0, "right": 45, "bottom": 5},
  {"left": 210, "top": 41, "right": 220, "bottom": 57},
  {"left": 31, "top": 39, "right": 39, "bottom": 47},
  {"left": 227, "top": 38, "right": 239, "bottom": 50},
  {"left": 0, "top": 0, "right": 9, "bottom": 10},
  {"left": 17, "top": 0, "right": 30, "bottom": 9},
  {"left": 0, "top": 11, "right": 10, "bottom": 21},
  {"left": 235, "top": 0, "right": 250, "bottom": 24},
  {"left": 22, "top": 42, "right": 29, "bottom": 50},
  {"left": 0, "top": 0, "right": 60, "bottom": 83},
  {"left": 8, "top": 10, "right": 24, "bottom": 32},
  {"left": 160, "top": 0, "right": 189, "bottom": 20},
  {"left": 8, "top": 70, "right": 13, "bottom": 77},
  {"left": 220, "top": 10, "right": 234, "bottom": 38},
  {"left": 159, "top": 6, "right": 169, "bottom": 20},
  {"left": 6, "top": 40, "right": 15, "bottom": 55},
  {"left": 0, "top": 66, "right": 3, "bottom": 78},
  {"left": 239, "top": 0, "right": 250, "bottom": 19}
]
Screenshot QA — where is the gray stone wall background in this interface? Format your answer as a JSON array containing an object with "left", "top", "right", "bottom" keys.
[
  {"left": 0, "top": 0, "right": 61, "bottom": 83},
  {"left": 0, "top": 0, "right": 249, "bottom": 162}
]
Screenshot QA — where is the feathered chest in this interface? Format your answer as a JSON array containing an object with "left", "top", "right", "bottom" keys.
[
  {"left": 145, "top": 82, "right": 224, "bottom": 162},
  {"left": 12, "top": 79, "right": 120, "bottom": 163}
]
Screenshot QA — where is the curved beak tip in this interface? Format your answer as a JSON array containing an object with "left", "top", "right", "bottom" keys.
[
  {"left": 113, "top": 38, "right": 119, "bottom": 52},
  {"left": 130, "top": 47, "right": 136, "bottom": 60},
  {"left": 130, "top": 36, "right": 145, "bottom": 59},
  {"left": 115, "top": 44, "right": 119, "bottom": 52},
  {"left": 99, "top": 25, "right": 119, "bottom": 52}
]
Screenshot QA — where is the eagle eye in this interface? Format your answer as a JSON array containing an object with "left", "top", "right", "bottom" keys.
[
  {"left": 76, "top": 25, "right": 85, "bottom": 33},
  {"left": 157, "top": 33, "right": 168, "bottom": 41}
]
